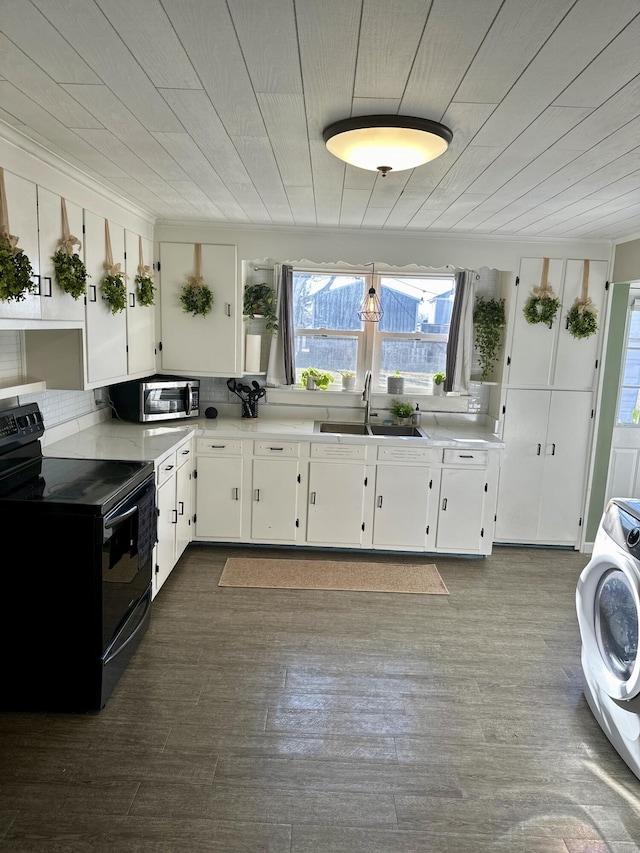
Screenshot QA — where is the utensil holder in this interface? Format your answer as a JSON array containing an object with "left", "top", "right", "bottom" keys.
[{"left": 241, "top": 400, "right": 258, "bottom": 419}]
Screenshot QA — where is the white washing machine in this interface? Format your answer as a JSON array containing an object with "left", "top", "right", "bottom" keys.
[{"left": 576, "top": 498, "right": 640, "bottom": 779}]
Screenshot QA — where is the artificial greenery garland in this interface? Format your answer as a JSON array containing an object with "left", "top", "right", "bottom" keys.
[
  {"left": 52, "top": 248, "right": 88, "bottom": 300},
  {"left": 0, "top": 235, "right": 35, "bottom": 302},
  {"left": 180, "top": 281, "right": 213, "bottom": 317},
  {"left": 100, "top": 273, "right": 127, "bottom": 314},
  {"left": 135, "top": 273, "right": 155, "bottom": 307},
  {"left": 473, "top": 296, "right": 506, "bottom": 379},
  {"left": 567, "top": 304, "right": 598, "bottom": 339},
  {"left": 523, "top": 293, "right": 561, "bottom": 328}
]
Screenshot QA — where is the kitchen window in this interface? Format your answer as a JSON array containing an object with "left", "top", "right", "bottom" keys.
[
  {"left": 618, "top": 298, "right": 640, "bottom": 424},
  {"left": 293, "top": 269, "right": 455, "bottom": 392}
]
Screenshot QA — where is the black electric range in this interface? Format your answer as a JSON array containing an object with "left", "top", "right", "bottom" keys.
[{"left": 0, "top": 402, "right": 156, "bottom": 712}]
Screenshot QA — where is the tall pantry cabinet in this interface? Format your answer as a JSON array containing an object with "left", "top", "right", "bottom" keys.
[{"left": 494, "top": 257, "right": 609, "bottom": 547}]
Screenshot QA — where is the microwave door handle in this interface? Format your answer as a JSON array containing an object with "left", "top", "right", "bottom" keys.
[
  {"left": 186, "top": 382, "right": 194, "bottom": 415},
  {"left": 105, "top": 504, "right": 137, "bottom": 529}
]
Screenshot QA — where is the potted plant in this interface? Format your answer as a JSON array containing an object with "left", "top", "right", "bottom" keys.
[
  {"left": 301, "top": 368, "right": 334, "bottom": 390},
  {"left": 387, "top": 371, "right": 404, "bottom": 394},
  {"left": 243, "top": 282, "right": 278, "bottom": 334},
  {"left": 389, "top": 399, "right": 414, "bottom": 424},
  {"left": 433, "top": 372, "right": 446, "bottom": 396},
  {"left": 473, "top": 296, "right": 506, "bottom": 379},
  {"left": 341, "top": 370, "right": 356, "bottom": 391}
]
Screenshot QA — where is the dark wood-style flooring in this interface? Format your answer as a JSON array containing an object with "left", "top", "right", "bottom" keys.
[{"left": 1, "top": 543, "right": 640, "bottom": 852}]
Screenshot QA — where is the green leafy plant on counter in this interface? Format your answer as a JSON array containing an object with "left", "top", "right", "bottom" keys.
[
  {"left": 243, "top": 282, "right": 278, "bottom": 333},
  {"left": 52, "top": 248, "right": 88, "bottom": 300},
  {"left": 180, "top": 281, "right": 214, "bottom": 317},
  {"left": 389, "top": 399, "right": 414, "bottom": 420},
  {"left": 100, "top": 272, "right": 127, "bottom": 314},
  {"left": 0, "top": 235, "right": 35, "bottom": 302},
  {"left": 473, "top": 296, "right": 506, "bottom": 379},
  {"left": 301, "top": 368, "right": 334, "bottom": 390},
  {"left": 433, "top": 371, "right": 446, "bottom": 386},
  {"left": 135, "top": 272, "right": 156, "bottom": 307}
]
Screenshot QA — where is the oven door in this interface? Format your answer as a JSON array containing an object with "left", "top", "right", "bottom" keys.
[{"left": 100, "top": 475, "right": 155, "bottom": 705}]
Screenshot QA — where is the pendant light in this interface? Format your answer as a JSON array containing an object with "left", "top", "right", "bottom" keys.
[
  {"left": 358, "top": 263, "right": 383, "bottom": 322},
  {"left": 323, "top": 115, "right": 453, "bottom": 176}
]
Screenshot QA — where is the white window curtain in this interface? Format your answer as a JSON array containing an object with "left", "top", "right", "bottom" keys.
[
  {"left": 445, "top": 270, "right": 476, "bottom": 394},
  {"left": 266, "top": 263, "right": 295, "bottom": 386}
]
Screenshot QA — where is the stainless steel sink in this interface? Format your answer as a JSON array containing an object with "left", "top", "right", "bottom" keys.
[
  {"left": 316, "top": 422, "right": 371, "bottom": 435},
  {"left": 368, "top": 424, "right": 428, "bottom": 437},
  {"left": 314, "top": 421, "right": 429, "bottom": 438}
]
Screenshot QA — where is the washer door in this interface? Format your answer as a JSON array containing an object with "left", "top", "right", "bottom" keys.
[{"left": 577, "top": 553, "right": 640, "bottom": 701}]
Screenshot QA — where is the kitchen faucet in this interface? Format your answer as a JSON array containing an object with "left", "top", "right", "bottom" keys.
[{"left": 362, "top": 370, "right": 372, "bottom": 424}]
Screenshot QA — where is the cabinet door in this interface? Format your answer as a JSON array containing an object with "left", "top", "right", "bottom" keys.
[
  {"left": 373, "top": 465, "right": 430, "bottom": 549},
  {"left": 159, "top": 242, "right": 238, "bottom": 375},
  {"left": 251, "top": 458, "right": 299, "bottom": 541},
  {"left": 436, "top": 467, "right": 487, "bottom": 552},
  {"left": 155, "top": 474, "right": 176, "bottom": 598},
  {"left": 0, "top": 171, "right": 40, "bottom": 320},
  {"left": 552, "top": 259, "right": 607, "bottom": 389},
  {"left": 506, "top": 257, "right": 564, "bottom": 386},
  {"left": 307, "top": 461, "right": 367, "bottom": 546},
  {"left": 84, "top": 211, "right": 128, "bottom": 385},
  {"left": 175, "top": 448, "right": 194, "bottom": 561},
  {"left": 125, "top": 230, "right": 156, "bottom": 376},
  {"left": 195, "top": 456, "right": 243, "bottom": 539},
  {"left": 495, "top": 389, "right": 550, "bottom": 542},
  {"left": 36, "top": 188, "right": 85, "bottom": 322},
  {"left": 538, "top": 390, "right": 593, "bottom": 543}
]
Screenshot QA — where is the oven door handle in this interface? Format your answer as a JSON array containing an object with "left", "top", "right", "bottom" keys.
[{"left": 105, "top": 504, "right": 138, "bottom": 529}]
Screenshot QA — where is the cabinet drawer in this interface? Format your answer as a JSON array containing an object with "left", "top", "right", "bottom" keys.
[
  {"left": 441, "top": 448, "right": 489, "bottom": 465},
  {"left": 377, "top": 445, "right": 433, "bottom": 462},
  {"left": 196, "top": 437, "right": 243, "bottom": 455},
  {"left": 253, "top": 440, "right": 300, "bottom": 458},
  {"left": 311, "top": 442, "right": 367, "bottom": 459},
  {"left": 176, "top": 443, "right": 193, "bottom": 469},
  {"left": 156, "top": 451, "right": 177, "bottom": 486}
]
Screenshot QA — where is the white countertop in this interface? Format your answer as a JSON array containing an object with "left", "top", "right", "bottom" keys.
[{"left": 44, "top": 413, "right": 503, "bottom": 463}]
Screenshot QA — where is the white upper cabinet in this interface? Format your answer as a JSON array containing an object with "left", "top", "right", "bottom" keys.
[
  {"left": 506, "top": 257, "right": 608, "bottom": 390},
  {"left": 124, "top": 230, "right": 156, "bottom": 377},
  {"left": 36, "top": 188, "right": 85, "bottom": 323},
  {"left": 0, "top": 170, "right": 40, "bottom": 321},
  {"left": 158, "top": 242, "right": 239, "bottom": 376},
  {"left": 83, "top": 211, "right": 128, "bottom": 386}
]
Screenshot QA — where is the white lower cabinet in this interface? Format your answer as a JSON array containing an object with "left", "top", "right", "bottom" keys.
[
  {"left": 195, "top": 439, "right": 244, "bottom": 540},
  {"left": 154, "top": 438, "right": 195, "bottom": 598},
  {"left": 372, "top": 446, "right": 436, "bottom": 550},
  {"left": 307, "top": 459, "right": 368, "bottom": 546},
  {"left": 495, "top": 389, "right": 593, "bottom": 546},
  {"left": 436, "top": 466, "right": 487, "bottom": 553},
  {"left": 251, "top": 441, "right": 301, "bottom": 541}
]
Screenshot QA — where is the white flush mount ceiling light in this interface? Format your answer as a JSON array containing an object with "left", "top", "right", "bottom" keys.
[{"left": 323, "top": 115, "right": 453, "bottom": 177}]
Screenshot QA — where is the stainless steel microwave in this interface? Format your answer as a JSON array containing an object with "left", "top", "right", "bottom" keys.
[{"left": 109, "top": 375, "right": 200, "bottom": 423}]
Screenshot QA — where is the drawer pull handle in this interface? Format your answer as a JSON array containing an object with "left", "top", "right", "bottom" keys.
[
  {"left": 232, "top": 487, "right": 239, "bottom": 501},
  {"left": 377, "top": 495, "right": 383, "bottom": 508},
  {"left": 537, "top": 444, "right": 541, "bottom": 456},
  {"left": 254, "top": 489, "right": 261, "bottom": 502},
  {"left": 310, "top": 491, "right": 316, "bottom": 505},
  {"left": 225, "top": 302, "right": 232, "bottom": 317},
  {"left": 164, "top": 464, "right": 174, "bottom": 471},
  {"left": 442, "top": 498, "right": 447, "bottom": 511},
  {"left": 269, "top": 447, "right": 284, "bottom": 451},
  {"left": 43, "top": 276, "right": 52, "bottom": 297},
  {"left": 210, "top": 444, "right": 226, "bottom": 448},
  {"left": 178, "top": 501, "right": 184, "bottom": 515},
  {"left": 172, "top": 509, "right": 178, "bottom": 524},
  {"left": 181, "top": 449, "right": 190, "bottom": 455},
  {"left": 458, "top": 454, "right": 474, "bottom": 459},
  {"left": 551, "top": 443, "right": 556, "bottom": 456}
]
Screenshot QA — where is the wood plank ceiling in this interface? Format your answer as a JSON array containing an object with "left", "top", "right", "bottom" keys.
[{"left": 2, "top": 0, "right": 640, "bottom": 241}]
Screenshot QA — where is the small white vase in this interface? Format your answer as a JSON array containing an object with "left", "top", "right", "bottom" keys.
[
  {"left": 433, "top": 383, "right": 444, "bottom": 396},
  {"left": 342, "top": 375, "right": 356, "bottom": 391}
]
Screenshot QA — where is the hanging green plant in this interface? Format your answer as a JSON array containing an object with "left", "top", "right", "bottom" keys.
[
  {"left": 566, "top": 304, "right": 598, "bottom": 339},
  {"left": 100, "top": 272, "right": 126, "bottom": 314},
  {"left": 0, "top": 235, "right": 35, "bottom": 302},
  {"left": 135, "top": 273, "right": 155, "bottom": 307},
  {"left": 473, "top": 296, "right": 506, "bottom": 379},
  {"left": 243, "top": 282, "right": 278, "bottom": 333},
  {"left": 180, "top": 281, "right": 213, "bottom": 317},
  {"left": 52, "top": 248, "right": 88, "bottom": 300},
  {"left": 523, "top": 293, "right": 561, "bottom": 328}
]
